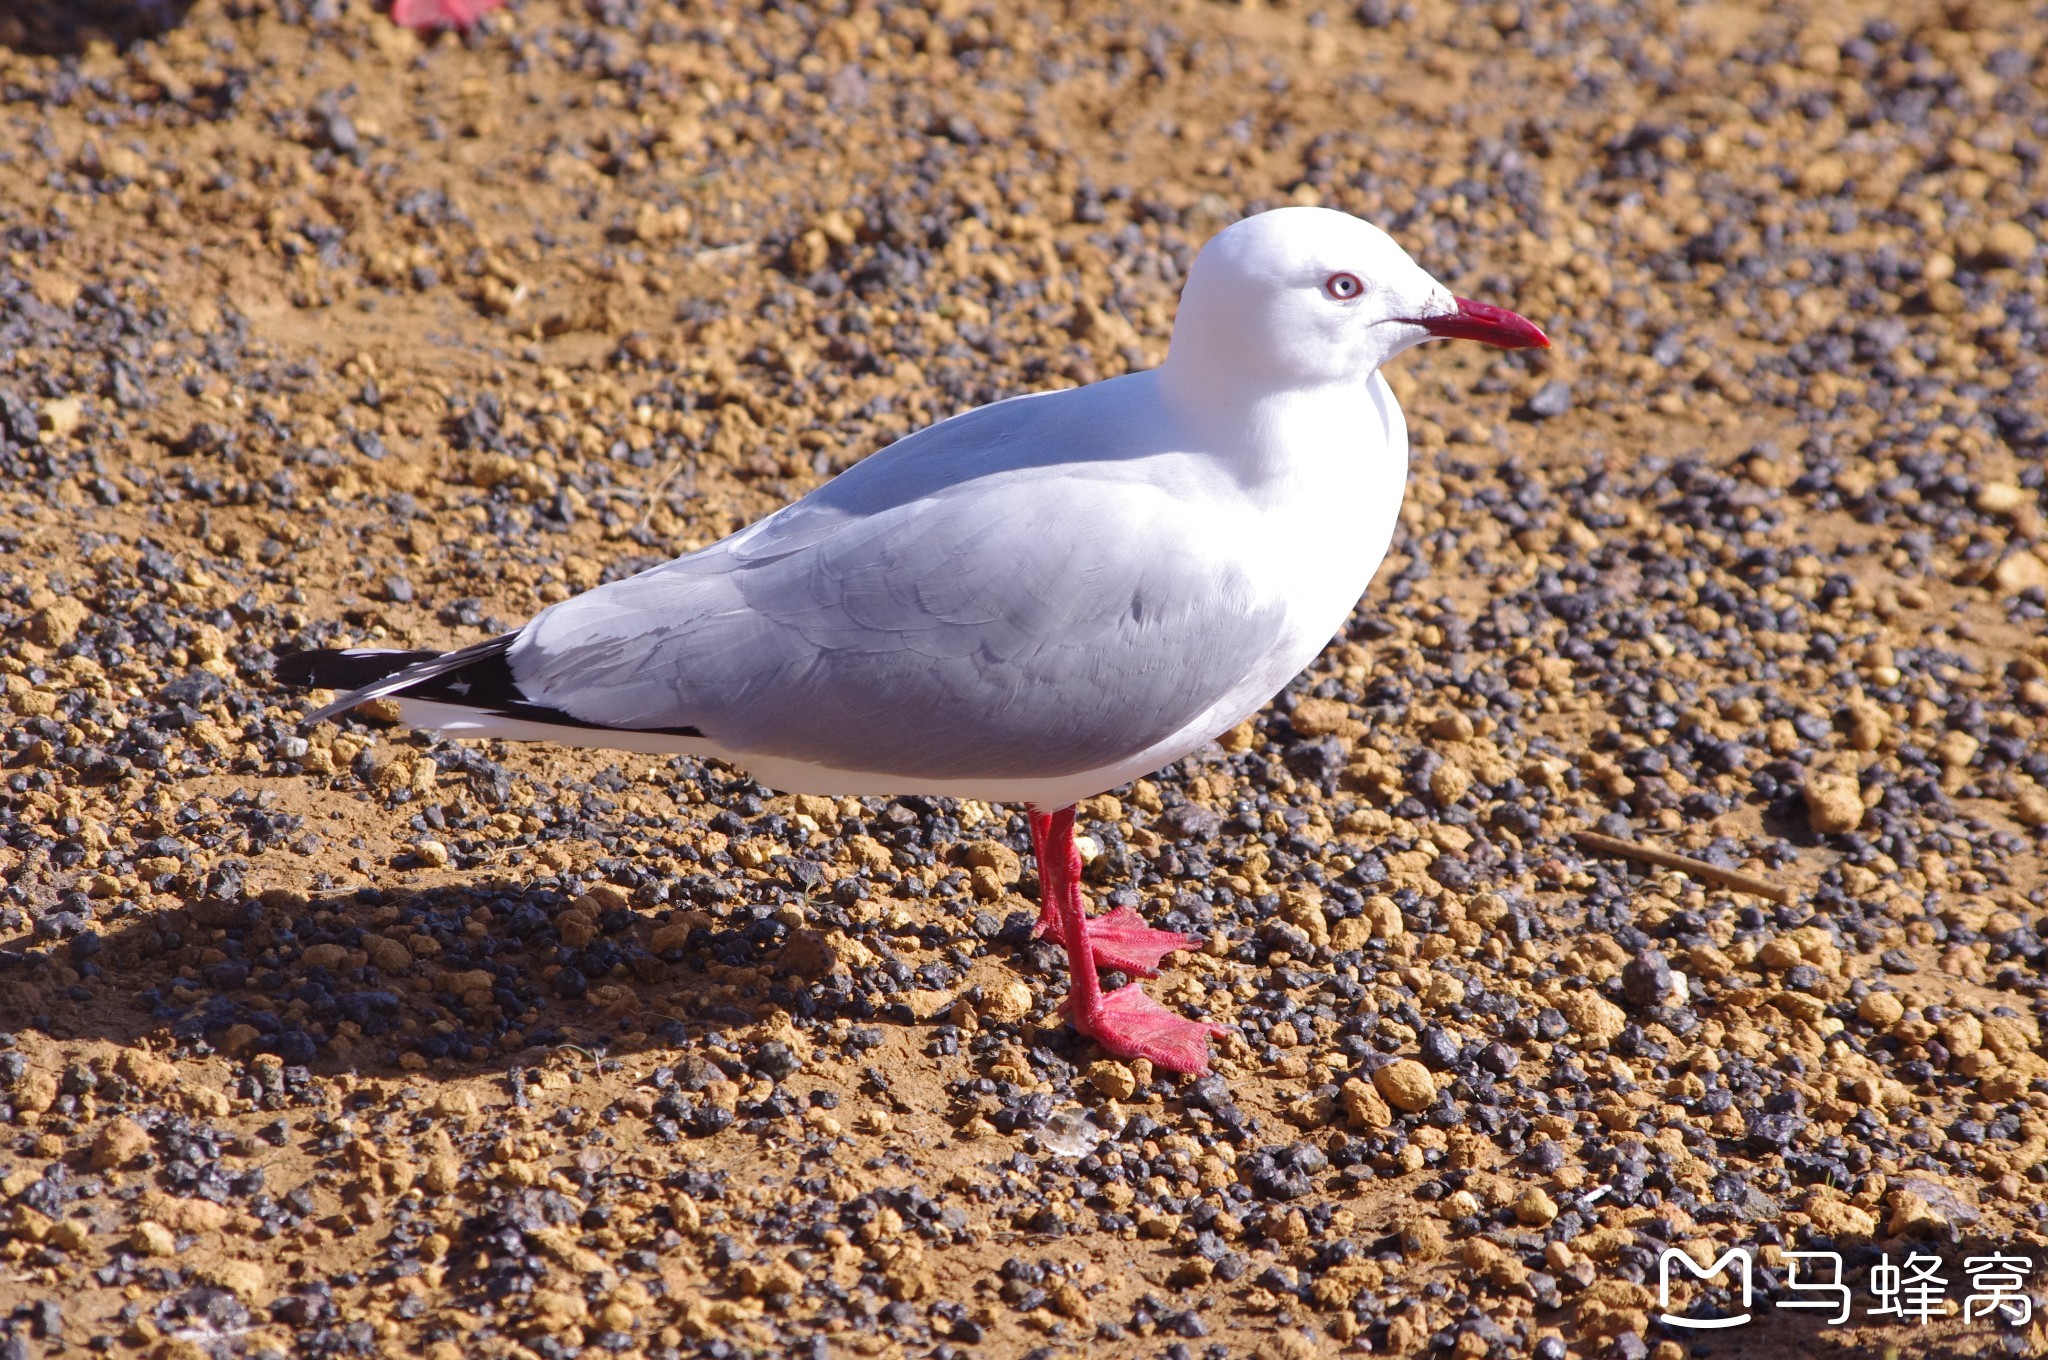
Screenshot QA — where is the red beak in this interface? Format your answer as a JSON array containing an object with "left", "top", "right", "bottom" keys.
[{"left": 1408, "top": 297, "right": 1550, "bottom": 349}]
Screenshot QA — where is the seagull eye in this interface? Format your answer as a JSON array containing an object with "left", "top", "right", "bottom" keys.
[{"left": 1324, "top": 272, "right": 1363, "bottom": 301}]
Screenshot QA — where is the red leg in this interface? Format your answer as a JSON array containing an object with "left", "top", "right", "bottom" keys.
[
  {"left": 1026, "top": 805, "right": 1204, "bottom": 977},
  {"left": 1027, "top": 808, "right": 1059, "bottom": 939},
  {"left": 1037, "top": 805, "right": 1227, "bottom": 1075},
  {"left": 1041, "top": 807, "right": 1101, "bottom": 1013}
]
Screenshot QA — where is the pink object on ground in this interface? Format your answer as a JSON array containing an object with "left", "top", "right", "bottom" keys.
[
  {"left": 391, "top": 0, "right": 505, "bottom": 30},
  {"left": 1031, "top": 806, "right": 1227, "bottom": 1074}
]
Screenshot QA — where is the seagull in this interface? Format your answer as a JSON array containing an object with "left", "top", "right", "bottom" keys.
[{"left": 276, "top": 206, "right": 1548, "bottom": 1075}]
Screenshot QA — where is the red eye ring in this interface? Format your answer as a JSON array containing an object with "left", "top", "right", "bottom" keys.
[{"left": 1324, "top": 272, "right": 1363, "bottom": 300}]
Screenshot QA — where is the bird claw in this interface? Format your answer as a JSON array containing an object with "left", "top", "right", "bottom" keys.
[
  {"left": 1035, "top": 903, "right": 1203, "bottom": 977},
  {"left": 1077, "top": 906, "right": 1204, "bottom": 976},
  {"left": 1067, "top": 984, "right": 1229, "bottom": 1075}
]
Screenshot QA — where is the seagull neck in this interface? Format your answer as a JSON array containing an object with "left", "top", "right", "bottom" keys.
[{"left": 1157, "top": 358, "right": 1372, "bottom": 475}]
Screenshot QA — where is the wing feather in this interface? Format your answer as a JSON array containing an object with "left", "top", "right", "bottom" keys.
[{"left": 509, "top": 374, "right": 1285, "bottom": 781}]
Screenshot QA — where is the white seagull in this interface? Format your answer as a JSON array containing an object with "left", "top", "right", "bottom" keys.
[{"left": 277, "top": 206, "right": 1548, "bottom": 1074}]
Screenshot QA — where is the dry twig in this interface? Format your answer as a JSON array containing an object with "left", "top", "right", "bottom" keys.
[{"left": 1573, "top": 829, "right": 1795, "bottom": 905}]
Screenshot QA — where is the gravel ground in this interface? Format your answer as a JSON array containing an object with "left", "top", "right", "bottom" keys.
[{"left": 3, "top": 0, "right": 2048, "bottom": 1357}]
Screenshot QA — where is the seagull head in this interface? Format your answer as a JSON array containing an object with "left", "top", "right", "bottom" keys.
[{"left": 1166, "top": 206, "right": 1548, "bottom": 395}]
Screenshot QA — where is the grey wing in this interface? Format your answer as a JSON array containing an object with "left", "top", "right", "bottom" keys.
[{"left": 508, "top": 470, "right": 1285, "bottom": 782}]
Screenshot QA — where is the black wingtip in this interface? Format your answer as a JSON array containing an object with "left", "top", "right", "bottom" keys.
[
  {"left": 282, "top": 634, "right": 709, "bottom": 741},
  {"left": 274, "top": 648, "right": 442, "bottom": 691}
]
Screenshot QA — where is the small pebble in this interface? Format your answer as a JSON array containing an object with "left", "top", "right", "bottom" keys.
[
  {"left": 1525, "top": 379, "right": 1573, "bottom": 419},
  {"left": 1373, "top": 1059, "right": 1436, "bottom": 1113}
]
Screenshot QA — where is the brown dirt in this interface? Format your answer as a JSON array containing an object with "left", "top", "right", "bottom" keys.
[{"left": 3, "top": 0, "right": 2048, "bottom": 1357}]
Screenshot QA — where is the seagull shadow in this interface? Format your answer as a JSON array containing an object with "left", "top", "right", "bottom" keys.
[{"left": 0, "top": 871, "right": 1002, "bottom": 1077}]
